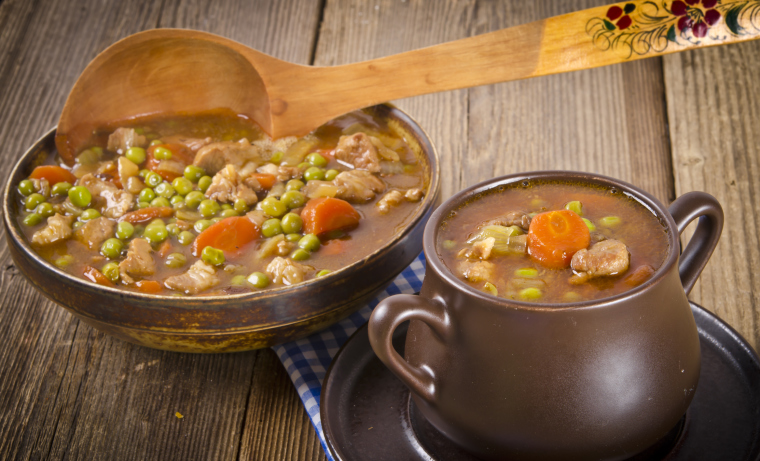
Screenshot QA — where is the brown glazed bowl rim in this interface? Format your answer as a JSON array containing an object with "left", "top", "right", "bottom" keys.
[
  {"left": 4, "top": 103, "right": 440, "bottom": 308},
  {"left": 424, "top": 171, "right": 679, "bottom": 312}
]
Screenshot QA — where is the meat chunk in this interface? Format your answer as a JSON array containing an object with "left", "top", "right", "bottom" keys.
[
  {"left": 78, "top": 174, "right": 134, "bottom": 218},
  {"left": 479, "top": 211, "right": 531, "bottom": 231},
  {"left": 570, "top": 239, "right": 630, "bottom": 284},
  {"left": 253, "top": 136, "right": 298, "bottom": 158},
  {"left": 193, "top": 139, "right": 262, "bottom": 175},
  {"left": 165, "top": 260, "right": 220, "bottom": 295},
  {"left": 405, "top": 188, "right": 423, "bottom": 202},
  {"left": 266, "top": 257, "right": 312, "bottom": 286},
  {"left": 334, "top": 133, "right": 382, "bottom": 173},
  {"left": 470, "top": 237, "right": 495, "bottom": 260},
  {"left": 119, "top": 238, "right": 156, "bottom": 282},
  {"left": 107, "top": 128, "right": 147, "bottom": 153},
  {"left": 31, "top": 214, "right": 73, "bottom": 246},
  {"left": 204, "top": 165, "right": 258, "bottom": 205},
  {"left": 161, "top": 135, "right": 213, "bottom": 152},
  {"left": 334, "top": 170, "right": 385, "bottom": 202},
  {"left": 376, "top": 190, "right": 404, "bottom": 214},
  {"left": 75, "top": 217, "right": 116, "bottom": 250},
  {"left": 456, "top": 259, "right": 495, "bottom": 283}
]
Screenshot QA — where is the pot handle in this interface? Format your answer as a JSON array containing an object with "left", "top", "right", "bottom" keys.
[
  {"left": 368, "top": 294, "right": 449, "bottom": 404},
  {"left": 668, "top": 191, "right": 724, "bottom": 296}
]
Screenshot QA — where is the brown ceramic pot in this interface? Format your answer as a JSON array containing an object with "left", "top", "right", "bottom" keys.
[
  {"left": 3, "top": 104, "right": 439, "bottom": 353},
  {"left": 369, "top": 172, "right": 723, "bottom": 461}
]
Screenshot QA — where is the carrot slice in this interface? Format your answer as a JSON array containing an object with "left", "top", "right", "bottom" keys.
[
  {"left": 301, "top": 197, "right": 361, "bottom": 236},
  {"left": 192, "top": 216, "right": 260, "bottom": 257},
  {"left": 157, "top": 240, "right": 173, "bottom": 258},
  {"left": 119, "top": 207, "right": 174, "bottom": 224},
  {"left": 527, "top": 210, "right": 590, "bottom": 269},
  {"left": 29, "top": 165, "right": 77, "bottom": 185},
  {"left": 249, "top": 173, "right": 277, "bottom": 190},
  {"left": 320, "top": 238, "right": 349, "bottom": 256},
  {"left": 83, "top": 265, "right": 115, "bottom": 287},
  {"left": 135, "top": 280, "right": 163, "bottom": 294}
]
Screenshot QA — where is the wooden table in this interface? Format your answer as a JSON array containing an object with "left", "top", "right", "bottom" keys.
[{"left": 1, "top": 1, "right": 758, "bottom": 459}]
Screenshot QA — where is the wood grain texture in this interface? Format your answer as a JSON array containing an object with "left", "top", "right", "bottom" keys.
[
  {"left": 0, "top": 0, "right": 324, "bottom": 460},
  {"left": 465, "top": 0, "right": 674, "bottom": 204},
  {"left": 663, "top": 40, "right": 760, "bottom": 350}
]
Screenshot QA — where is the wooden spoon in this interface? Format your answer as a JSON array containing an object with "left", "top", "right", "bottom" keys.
[{"left": 56, "top": 0, "right": 760, "bottom": 163}]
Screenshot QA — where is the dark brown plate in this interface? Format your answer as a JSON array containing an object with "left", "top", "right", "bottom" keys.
[{"left": 321, "top": 302, "right": 760, "bottom": 461}]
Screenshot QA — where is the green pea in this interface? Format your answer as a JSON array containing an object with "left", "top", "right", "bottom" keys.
[
  {"left": 582, "top": 218, "right": 596, "bottom": 232},
  {"left": 281, "top": 213, "right": 303, "bottom": 234},
  {"left": 194, "top": 219, "right": 213, "bottom": 233},
  {"left": 138, "top": 188, "right": 156, "bottom": 202},
  {"left": 149, "top": 218, "right": 165, "bottom": 226},
  {"left": 134, "top": 224, "right": 145, "bottom": 236},
  {"left": 519, "top": 287, "right": 543, "bottom": 301},
  {"left": 303, "top": 167, "right": 325, "bottom": 182},
  {"left": 599, "top": 216, "right": 621, "bottom": 228},
  {"left": 565, "top": 201, "right": 583, "bottom": 216},
  {"left": 139, "top": 169, "right": 151, "bottom": 178},
  {"left": 198, "top": 175, "right": 213, "bottom": 192},
  {"left": 563, "top": 292, "right": 582, "bottom": 303},
  {"left": 233, "top": 199, "right": 249, "bottom": 214},
  {"left": 116, "top": 221, "right": 134, "bottom": 239},
  {"left": 155, "top": 182, "right": 175, "bottom": 199},
  {"left": 230, "top": 275, "right": 250, "bottom": 287},
  {"left": 261, "top": 218, "right": 283, "bottom": 238},
  {"left": 316, "top": 269, "right": 331, "bottom": 277},
  {"left": 220, "top": 203, "right": 233, "bottom": 211},
  {"left": 51, "top": 182, "right": 72, "bottom": 196},
  {"left": 306, "top": 152, "right": 328, "bottom": 168},
  {"left": 23, "top": 213, "right": 42, "bottom": 226},
  {"left": 54, "top": 255, "right": 74, "bottom": 268},
  {"left": 72, "top": 221, "right": 84, "bottom": 231},
  {"left": 483, "top": 282, "right": 498, "bottom": 296},
  {"left": 145, "top": 172, "right": 162, "bottom": 188},
  {"left": 166, "top": 223, "right": 181, "bottom": 236},
  {"left": 35, "top": 202, "right": 54, "bottom": 218},
  {"left": 442, "top": 240, "right": 457, "bottom": 250},
  {"left": 150, "top": 197, "right": 171, "bottom": 208},
  {"left": 178, "top": 230, "right": 195, "bottom": 245},
  {"left": 170, "top": 195, "right": 184, "bottom": 206},
  {"left": 199, "top": 199, "right": 221, "bottom": 218},
  {"left": 149, "top": 139, "right": 162, "bottom": 147},
  {"left": 76, "top": 148, "right": 103, "bottom": 165},
  {"left": 137, "top": 201, "right": 151, "bottom": 209},
  {"left": 270, "top": 151, "right": 284, "bottom": 164},
  {"left": 18, "top": 179, "right": 35, "bottom": 196},
  {"left": 281, "top": 190, "right": 305, "bottom": 209},
  {"left": 184, "top": 191, "right": 205, "bottom": 209},
  {"left": 285, "top": 233, "right": 302, "bottom": 242},
  {"left": 325, "top": 169, "right": 339, "bottom": 181},
  {"left": 286, "top": 179, "right": 304, "bottom": 191},
  {"left": 291, "top": 248, "right": 310, "bottom": 261},
  {"left": 68, "top": 186, "right": 91, "bottom": 208},
  {"left": 102, "top": 262, "right": 120, "bottom": 282},
  {"left": 515, "top": 267, "right": 539, "bottom": 278},
  {"left": 171, "top": 177, "right": 193, "bottom": 196},
  {"left": 184, "top": 165, "right": 206, "bottom": 183},
  {"left": 153, "top": 146, "right": 172, "bottom": 160},
  {"left": 100, "top": 238, "right": 124, "bottom": 259},
  {"left": 211, "top": 217, "right": 223, "bottom": 224},
  {"left": 80, "top": 208, "right": 101, "bottom": 221},
  {"left": 220, "top": 209, "right": 239, "bottom": 218},
  {"left": 298, "top": 234, "right": 321, "bottom": 252},
  {"left": 247, "top": 271, "right": 269, "bottom": 289},
  {"left": 125, "top": 146, "right": 146, "bottom": 165},
  {"left": 165, "top": 252, "right": 187, "bottom": 268},
  {"left": 201, "top": 246, "right": 225, "bottom": 266},
  {"left": 260, "top": 197, "right": 287, "bottom": 218},
  {"left": 297, "top": 162, "right": 311, "bottom": 170},
  {"left": 144, "top": 223, "right": 168, "bottom": 243},
  {"left": 25, "top": 193, "right": 45, "bottom": 211}
]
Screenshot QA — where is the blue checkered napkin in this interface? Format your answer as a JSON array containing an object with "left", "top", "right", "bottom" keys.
[{"left": 272, "top": 253, "right": 427, "bottom": 460}]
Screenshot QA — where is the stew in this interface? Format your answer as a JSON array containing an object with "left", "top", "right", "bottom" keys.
[
  {"left": 437, "top": 181, "right": 669, "bottom": 303},
  {"left": 15, "top": 110, "right": 427, "bottom": 295}
]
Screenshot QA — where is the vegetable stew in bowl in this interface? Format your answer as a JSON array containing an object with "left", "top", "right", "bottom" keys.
[
  {"left": 437, "top": 180, "right": 669, "bottom": 303},
  {"left": 13, "top": 109, "right": 427, "bottom": 296}
]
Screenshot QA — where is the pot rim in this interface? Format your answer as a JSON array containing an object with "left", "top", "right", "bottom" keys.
[
  {"left": 423, "top": 171, "right": 680, "bottom": 312},
  {"left": 3, "top": 103, "right": 440, "bottom": 307}
]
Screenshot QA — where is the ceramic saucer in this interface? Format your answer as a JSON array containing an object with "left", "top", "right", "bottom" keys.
[{"left": 321, "top": 302, "right": 760, "bottom": 460}]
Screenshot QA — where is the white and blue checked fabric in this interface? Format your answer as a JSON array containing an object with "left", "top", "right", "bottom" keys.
[{"left": 272, "top": 253, "right": 426, "bottom": 460}]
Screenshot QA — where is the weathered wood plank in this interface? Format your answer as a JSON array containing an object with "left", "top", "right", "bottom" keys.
[
  {"left": 663, "top": 41, "right": 760, "bottom": 350},
  {"left": 0, "top": 0, "right": 324, "bottom": 460},
  {"left": 466, "top": 0, "right": 673, "bottom": 205}
]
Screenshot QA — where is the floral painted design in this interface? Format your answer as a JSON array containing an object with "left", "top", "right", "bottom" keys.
[{"left": 587, "top": 0, "right": 760, "bottom": 57}]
